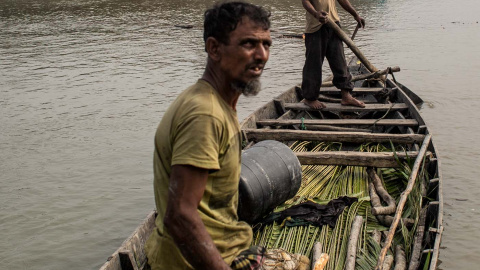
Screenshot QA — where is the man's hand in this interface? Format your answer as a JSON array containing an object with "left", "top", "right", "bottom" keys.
[
  {"left": 354, "top": 15, "right": 365, "bottom": 28},
  {"left": 316, "top": 11, "right": 329, "bottom": 24}
]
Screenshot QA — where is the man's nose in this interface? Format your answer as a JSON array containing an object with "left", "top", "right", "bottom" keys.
[{"left": 254, "top": 44, "right": 269, "bottom": 62}]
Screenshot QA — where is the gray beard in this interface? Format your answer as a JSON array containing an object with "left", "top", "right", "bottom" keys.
[{"left": 231, "top": 78, "right": 262, "bottom": 97}]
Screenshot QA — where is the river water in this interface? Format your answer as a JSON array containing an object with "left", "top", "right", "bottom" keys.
[{"left": 1, "top": 0, "right": 479, "bottom": 269}]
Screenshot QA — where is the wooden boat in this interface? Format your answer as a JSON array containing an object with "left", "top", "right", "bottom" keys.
[{"left": 99, "top": 57, "right": 443, "bottom": 270}]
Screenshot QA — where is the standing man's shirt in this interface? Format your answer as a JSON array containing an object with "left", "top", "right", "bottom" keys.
[
  {"left": 305, "top": 0, "right": 340, "bottom": 33},
  {"left": 145, "top": 79, "right": 253, "bottom": 269}
]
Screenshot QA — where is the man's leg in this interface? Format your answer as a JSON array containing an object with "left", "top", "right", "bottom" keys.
[
  {"left": 325, "top": 23, "right": 365, "bottom": 108},
  {"left": 301, "top": 30, "right": 326, "bottom": 109}
]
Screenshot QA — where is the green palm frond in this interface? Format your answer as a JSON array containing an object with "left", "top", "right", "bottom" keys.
[{"left": 250, "top": 141, "right": 429, "bottom": 269}]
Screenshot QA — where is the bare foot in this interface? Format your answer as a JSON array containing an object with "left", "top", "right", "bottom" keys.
[
  {"left": 303, "top": 99, "right": 326, "bottom": 109},
  {"left": 340, "top": 91, "right": 365, "bottom": 108}
]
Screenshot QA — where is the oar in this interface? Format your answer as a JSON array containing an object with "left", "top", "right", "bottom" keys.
[
  {"left": 326, "top": 19, "right": 378, "bottom": 73},
  {"left": 350, "top": 24, "right": 360, "bottom": 41}
]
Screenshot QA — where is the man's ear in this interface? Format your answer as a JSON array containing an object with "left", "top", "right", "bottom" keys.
[{"left": 205, "top": 37, "right": 221, "bottom": 61}]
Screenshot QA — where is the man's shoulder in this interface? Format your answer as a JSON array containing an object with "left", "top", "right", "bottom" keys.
[
  {"left": 176, "top": 80, "right": 224, "bottom": 118},
  {"left": 184, "top": 80, "right": 215, "bottom": 101}
]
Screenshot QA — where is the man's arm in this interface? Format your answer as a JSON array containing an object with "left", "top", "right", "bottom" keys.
[
  {"left": 164, "top": 164, "right": 231, "bottom": 270},
  {"left": 337, "top": 0, "right": 365, "bottom": 27},
  {"left": 301, "top": 0, "right": 328, "bottom": 24}
]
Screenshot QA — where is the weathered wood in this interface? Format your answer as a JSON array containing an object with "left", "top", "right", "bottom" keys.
[
  {"left": 273, "top": 99, "right": 286, "bottom": 116},
  {"left": 284, "top": 102, "right": 408, "bottom": 112},
  {"left": 319, "top": 87, "right": 384, "bottom": 95},
  {"left": 369, "top": 182, "right": 414, "bottom": 227},
  {"left": 394, "top": 245, "right": 407, "bottom": 270},
  {"left": 295, "top": 151, "right": 426, "bottom": 167},
  {"left": 372, "top": 229, "right": 382, "bottom": 245},
  {"left": 243, "top": 129, "right": 425, "bottom": 144},
  {"left": 311, "top": 242, "right": 329, "bottom": 270},
  {"left": 345, "top": 216, "right": 363, "bottom": 270},
  {"left": 303, "top": 125, "right": 370, "bottom": 133},
  {"left": 368, "top": 168, "right": 397, "bottom": 215},
  {"left": 311, "top": 242, "right": 322, "bottom": 269},
  {"left": 382, "top": 255, "right": 394, "bottom": 270},
  {"left": 378, "top": 215, "right": 415, "bottom": 228},
  {"left": 100, "top": 211, "right": 156, "bottom": 270},
  {"left": 376, "top": 134, "right": 432, "bottom": 270},
  {"left": 322, "top": 66, "right": 400, "bottom": 87},
  {"left": 118, "top": 250, "right": 139, "bottom": 270},
  {"left": 408, "top": 206, "right": 428, "bottom": 270},
  {"left": 256, "top": 119, "right": 418, "bottom": 127}
]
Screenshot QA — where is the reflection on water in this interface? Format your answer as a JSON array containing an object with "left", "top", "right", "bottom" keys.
[{"left": 1, "top": 0, "right": 480, "bottom": 269}]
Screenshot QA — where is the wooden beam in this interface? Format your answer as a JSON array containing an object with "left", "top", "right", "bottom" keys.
[
  {"left": 304, "top": 125, "right": 370, "bottom": 133},
  {"left": 284, "top": 102, "right": 408, "bottom": 112},
  {"left": 319, "top": 87, "right": 384, "bottom": 95},
  {"left": 256, "top": 119, "right": 419, "bottom": 127},
  {"left": 243, "top": 129, "right": 425, "bottom": 144},
  {"left": 295, "top": 151, "right": 424, "bottom": 167},
  {"left": 322, "top": 67, "right": 400, "bottom": 87},
  {"left": 318, "top": 94, "right": 374, "bottom": 104}
]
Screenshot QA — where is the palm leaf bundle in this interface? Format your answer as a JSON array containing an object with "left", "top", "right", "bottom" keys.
[{"left": 250, "top": 141, "right": 431, "bottom": 269}]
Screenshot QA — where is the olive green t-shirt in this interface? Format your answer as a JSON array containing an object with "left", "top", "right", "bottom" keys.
[
  {"left": 305, "top": 0, "right": 340, "bottom": 33},
  {"left": 145, "top": 80, "right": 253, "bottom": 269}
]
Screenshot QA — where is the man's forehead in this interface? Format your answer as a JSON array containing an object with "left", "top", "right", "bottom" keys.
[{"left": 230, "top": 17, "right": 271, "bottom": 39}]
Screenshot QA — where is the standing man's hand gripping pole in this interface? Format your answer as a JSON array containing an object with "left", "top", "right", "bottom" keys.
[
  {"left": 164, "top": 165, "right": 231, "bottom": 270},
  {"left": 337, "top": 0, "right": 365, "bottom": 28}
]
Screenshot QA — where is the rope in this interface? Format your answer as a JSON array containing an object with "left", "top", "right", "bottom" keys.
[
  {"left": 370, "top": 69, "right": 394, "bottom": 131},
  {"left": 371, "top": 102, "right": 395, "bottom": 131},
  {"left": 300, "top": 117, "right": 307, "bottom": 130},
  {"left": 388, "top": 67, "right": 398, "bottom": 84}
]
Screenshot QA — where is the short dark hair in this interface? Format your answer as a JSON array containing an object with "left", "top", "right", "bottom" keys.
[{"left": 203, "top": 1, "right": 271, "bottom": 45}]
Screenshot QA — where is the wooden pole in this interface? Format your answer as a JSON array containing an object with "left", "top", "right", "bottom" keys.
[
  {"left": 243, "top": 129, "right": 425, "bottom": 144},
  {"left": 407, "top": 206, "right": 428, "bottom": 270},
  {"left": 321, "top": 66, "right": 400, "bottom": 87},
  {"left": 351, "top": 24, "right": 360, "bottom": 40},
  {"left": 345, "top": 216, "right": 363, "bottom": 270},
  {"left": 368, "top": 168, "right": 397, "bottom": 215},
  {"left": 395, "top": 245, "right": 407, "bottom": 270},
  {"left": 311, "top": 242, "right": 329, "bottom": 270},
  {"left": 326, "top": 19, "right": 378, "bottom": 73},
  {"left": 375, "top": 134, "right": 432, "bottom": 270}
]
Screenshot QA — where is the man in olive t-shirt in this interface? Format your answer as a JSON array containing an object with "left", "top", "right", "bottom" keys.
[{"left": 145, "top": 2, "right": 272, "bottom": 270}]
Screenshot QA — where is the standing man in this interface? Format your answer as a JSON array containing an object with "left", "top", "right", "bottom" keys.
[
  {"left": 301, "top": 0, "right": 366, "bottom": 109},
  {"left": 144, "top": 2, "right": 272, "bottom": 270}
]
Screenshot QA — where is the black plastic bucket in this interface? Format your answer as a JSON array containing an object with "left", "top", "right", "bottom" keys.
[{"left": 238, "top": 140, "right": 302, "bottom": 224}]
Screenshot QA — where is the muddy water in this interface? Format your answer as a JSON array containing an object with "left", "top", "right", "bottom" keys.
[{"left": 1, "top": 0, "right": 479, "bottom": 269}]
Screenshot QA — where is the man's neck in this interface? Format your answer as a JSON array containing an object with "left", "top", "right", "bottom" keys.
[{"left": 201, "top": 63, "right": 240, "bottom": 111}]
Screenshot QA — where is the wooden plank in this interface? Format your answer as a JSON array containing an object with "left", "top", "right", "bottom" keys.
[
  {"left": 319, "top": 87, "right": 384, "bottom": 95},
  {"left": 304, "top": 125, "right": 370, "bottom": 133},
  {"left": 99, "top": 211, "right": 156, "bottom": 270},
  {"left": 256, "top": 119, "right": 419, "bottom": 127},
  {"left": 295, "top": 151, "right": 423, "bottom": 167},
  {"left": 273, "top": 99, "right": 286, "bottom": 115},
  {"left": 243, "top": 129, "right": 425, "bottom": 144},
  {"left": 284, "top": 102, "right": 408, "bottom": 112}
]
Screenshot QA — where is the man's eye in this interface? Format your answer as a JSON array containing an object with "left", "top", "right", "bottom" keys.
[{"left": 243, "top": 41, "right": 254, "bottom": 47}]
